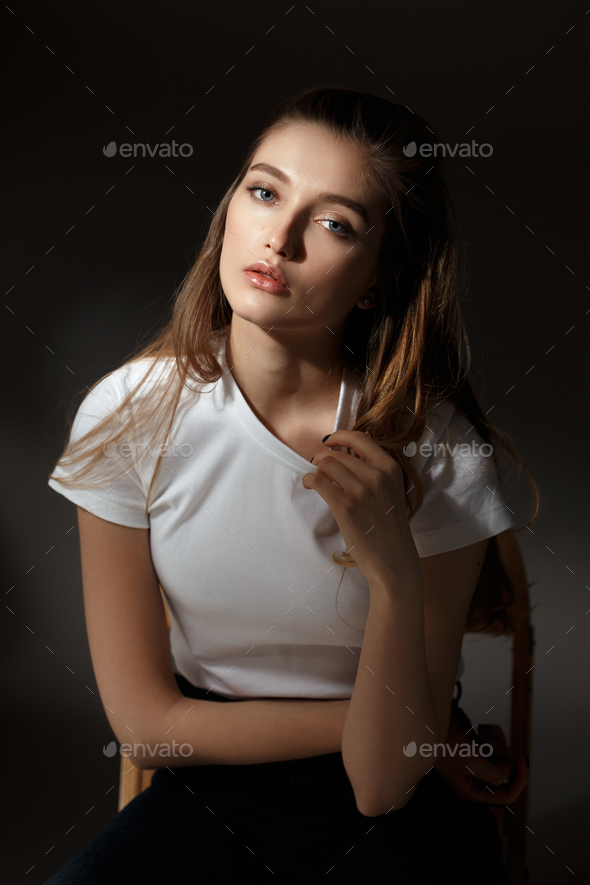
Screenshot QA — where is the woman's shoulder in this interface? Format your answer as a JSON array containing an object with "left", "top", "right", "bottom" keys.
[
  {"left": 117, "top": 355, "right": 176, "bottom": 388},
  {"left": 65, "top": 358, "right": 179, "bottom": 437},
  {"left": 88, "top": 355, "right": 176, "bottom": 400},
  {"left": 408, "top": 396, "right": 484, "bottom": 479}
]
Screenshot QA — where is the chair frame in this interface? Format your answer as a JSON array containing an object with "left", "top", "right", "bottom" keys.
[
  {"left": 117, "top": 529, "right": 534, "bottom": 884},
  {"left": 484, "top": 529, "right": 535, "bottom": 884}
]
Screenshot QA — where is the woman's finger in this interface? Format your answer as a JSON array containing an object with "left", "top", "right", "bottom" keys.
[
  {"left": 472, "top": 756, "right": 529, "bottom": 805},
  {"left": 467, "top": 756, "right": 513, "bottom": 787},
  {"left": 307, "top": 451, "right": 367, "bottom": 494},
  {"left": 475, "top": 727, "right": 514, "bottom": 764},
  {"left": 308, "top": 446, "right": 378, "bottom": 485},
  {"left": 464, "top": 777, "right": 505, "bottom": 803},
  {"left": 320, "top": 428, "right": 388, "bottom": 468}
]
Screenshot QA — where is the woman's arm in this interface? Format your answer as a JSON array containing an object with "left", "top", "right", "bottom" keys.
[
  {"left": 76, "top": 507, "right": 349, "bottom": 771},
  {"left": 341, "top": 540, "right": 489, "bottom": 817},
  {"left": 340, "top": 576, "right": 439, "bottom": 816},
  {"left": 143, "top": 694, "right": 349, "bottom": 769}
]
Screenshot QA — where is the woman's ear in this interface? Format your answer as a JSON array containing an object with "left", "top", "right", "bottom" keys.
[{"left": 356, "top": 286, "right": 378, "bottom": 310}]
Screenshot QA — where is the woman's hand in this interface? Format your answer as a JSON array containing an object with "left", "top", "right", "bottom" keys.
[
  {"left": 435, "top": 711, "right": 529, "bottom": 803},
  {"left": 302, "top": 429, "right": 421, "bottom": 589}
]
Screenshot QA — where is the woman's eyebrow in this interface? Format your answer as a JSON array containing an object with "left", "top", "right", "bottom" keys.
[{"left": 248, "top": 162, "right": 370, "bottom": 227}]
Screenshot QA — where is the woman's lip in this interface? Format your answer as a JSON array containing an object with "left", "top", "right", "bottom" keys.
[{"left": 243, "top": 269, "right": 289, "bottom": 294}]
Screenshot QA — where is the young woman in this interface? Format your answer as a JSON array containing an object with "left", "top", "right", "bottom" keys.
[{"left": 45, "top": 86, "right": 536, "bottom": 884}]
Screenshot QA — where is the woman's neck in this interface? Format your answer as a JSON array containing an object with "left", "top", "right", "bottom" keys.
[{"left": 225, "top": 324, "right": 344, "bottom": 429}]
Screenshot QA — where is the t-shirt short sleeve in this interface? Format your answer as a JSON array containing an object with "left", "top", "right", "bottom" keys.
[
  {"left": 409, "top": 400, "right": 516, "bottom": 558},
  {"left": 47, "top": 369, "right": 150, "bottom": 528}
]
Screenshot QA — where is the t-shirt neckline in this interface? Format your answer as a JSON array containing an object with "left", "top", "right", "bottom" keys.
[{"left": 217, "top": 330, "right": 356, "bottom": 475}]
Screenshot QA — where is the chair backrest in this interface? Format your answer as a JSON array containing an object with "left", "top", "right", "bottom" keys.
[{"left": 117, "top": 530, "right": 534, "bottom": 883}]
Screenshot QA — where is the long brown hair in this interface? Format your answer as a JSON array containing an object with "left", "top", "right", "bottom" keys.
[{"left": 49, "top": 85, "right": 540, "bottom": 635}]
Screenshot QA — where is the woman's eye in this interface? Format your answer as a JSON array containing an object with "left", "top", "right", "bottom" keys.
[
  {"left": 318, "top": 218, "right": 351, "bottom": 237},
  {"left": 246, "top": 185, "right": 275, "bottom": 203},
  {"left": 244, "top": 183, "right": 352, "bottom": 237}
]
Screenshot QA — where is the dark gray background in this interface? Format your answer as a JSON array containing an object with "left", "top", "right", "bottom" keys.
[{"left": 2, "top": 0, "right": 589, "bottom": 881}]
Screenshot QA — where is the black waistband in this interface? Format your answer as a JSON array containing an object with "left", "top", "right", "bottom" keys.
[
  {"left": 174, "top": 672, "right": 466, "bottom": 717},
  {"left": 174, "top": 672, "right": 241, "bottom": 702}
]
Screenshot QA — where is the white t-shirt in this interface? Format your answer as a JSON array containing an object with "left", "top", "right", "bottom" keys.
[{"left": 48, "top": 327, "right": 514, "bottom": 698}]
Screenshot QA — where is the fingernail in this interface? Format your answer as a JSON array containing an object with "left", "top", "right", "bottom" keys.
[
  {"left": 525, "top": 755, "right": 529, "bottom": 768},
  {"left": 322, "top": 434, "right": 332, "bottom": 443}
]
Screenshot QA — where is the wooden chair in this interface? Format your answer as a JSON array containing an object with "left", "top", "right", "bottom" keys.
[
  {"left": 117, "top": 529, "right": 534, "bottom": 884},
  {"left": 477, "top": 528, "right": 535, "bottom": 884}
]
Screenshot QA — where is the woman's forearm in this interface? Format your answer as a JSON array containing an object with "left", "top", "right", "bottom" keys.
[
  {"left": 341, "top": 576, "right": 443, "bottom": 817},
  {"left": 131, "top": 694, "right": 350, "bottom": 769}
]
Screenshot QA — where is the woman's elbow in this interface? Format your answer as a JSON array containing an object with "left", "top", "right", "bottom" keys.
[{"left": 355, "top": 784, "right": 413, "bottom": 818}]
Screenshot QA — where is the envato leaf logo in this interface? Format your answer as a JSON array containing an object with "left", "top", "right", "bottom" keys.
[
  {"left": 403, "top": 141, "right": 418, "bottom": 157},
  {"left": 103, "top": 740, "right": 118, "bottom": 757},
  {"left": 403, "top": 741, "right": 417, "bottom": 756},
  {"left": 103, "top": 141, "right": 117, "bottom": 157},
  {"left": 402, "top": 442, "right": 417, "bottom": 457}
]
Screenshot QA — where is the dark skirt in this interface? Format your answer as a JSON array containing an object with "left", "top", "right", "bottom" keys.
[{"left": 42, "top": 675, "right": 504, "bottom": 884}]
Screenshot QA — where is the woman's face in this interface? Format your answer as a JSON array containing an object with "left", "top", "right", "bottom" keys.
[{"left": 219, "top": 122, "right": 387, "bottom": 340}]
